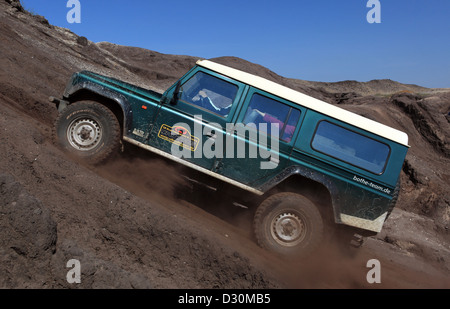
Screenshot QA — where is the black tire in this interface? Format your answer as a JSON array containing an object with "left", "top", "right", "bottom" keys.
[
  {"left": 54, "top": 101, "right": 121, "bottom": 164},
  {"left": 254, "top": 192, "right": 324, "bottom": 258}
]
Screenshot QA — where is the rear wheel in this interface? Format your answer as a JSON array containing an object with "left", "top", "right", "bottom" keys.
[
  {"left": 254, "top": 192, "right": 324, "bottom": 258},
  {"left": 54, "top": 101, "right": 121, "bottom": 164}
]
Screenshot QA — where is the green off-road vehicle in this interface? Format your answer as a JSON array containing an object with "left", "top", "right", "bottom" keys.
[{"left": 50, "top": 60, "right": 409, "bottom": 257}]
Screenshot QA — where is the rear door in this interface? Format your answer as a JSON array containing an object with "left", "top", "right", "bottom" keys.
[{"left": 218, "top": 88, "right": 305, "bottom": 187}]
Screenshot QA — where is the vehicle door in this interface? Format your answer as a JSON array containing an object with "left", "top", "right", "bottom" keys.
[
  {"left": 218, "top": 88, "right": 305, "bottom": 186},
  {"left": 148, "top": 68, "right": 246, "bottom": 171}
]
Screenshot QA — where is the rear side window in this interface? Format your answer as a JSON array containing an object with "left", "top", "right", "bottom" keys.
[
  {"left": 243, "top": 93, "right": 300, "bottom": 142},
  {"left": 311, "top": 121, "right": 390, "bottom": 174}
]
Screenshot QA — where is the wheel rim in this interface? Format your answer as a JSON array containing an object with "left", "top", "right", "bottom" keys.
[
  {"left": 271, "top": 212, "right": 306, "bottom": 247},
  {"left": 67, "top": 118, "right": 102, "bottom": 151}
]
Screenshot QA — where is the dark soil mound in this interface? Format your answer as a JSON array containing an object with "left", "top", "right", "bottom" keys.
[{"left": 0, "top": 0, "right": 448, "bottom": 288}]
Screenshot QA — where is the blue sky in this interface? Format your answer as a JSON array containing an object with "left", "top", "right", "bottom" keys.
[{"left": 20, "top": 0, "right": 450, "bottom": 88}]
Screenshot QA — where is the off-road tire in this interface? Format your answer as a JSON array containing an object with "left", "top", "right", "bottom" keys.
[
  {"left": 54, "top": 101, "right": 121, "bottom": 164},
  {"left": 254, "top": 192, "right": 324, "bottom": 258}
]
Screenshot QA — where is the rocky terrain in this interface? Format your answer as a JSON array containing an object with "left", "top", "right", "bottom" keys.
[{"left": 0, "top": 0, "right": 449, "bottom": 288}]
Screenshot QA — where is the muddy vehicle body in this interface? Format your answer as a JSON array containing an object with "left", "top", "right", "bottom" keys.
[{"left": 51, "top": 60, "right": 409, "bottom": 257}]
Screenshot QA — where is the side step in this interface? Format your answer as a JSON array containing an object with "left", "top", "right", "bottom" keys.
[{"left": 181, "top": 175, "right": 217, "bottom": 192}]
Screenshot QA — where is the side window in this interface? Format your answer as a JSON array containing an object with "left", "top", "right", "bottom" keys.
[
  {"left": 243, "top": 93, "right": 300, "bottom": 142},
  {"left": 311, "top": 121, "right": 390, "bottom": 174},
  {"left": 180, "top": 71, "right": 238, "bottom": 117}
]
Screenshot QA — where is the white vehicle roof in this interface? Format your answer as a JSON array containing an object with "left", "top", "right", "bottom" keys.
[{"left": 197, "top": 60, "right": 409, "bottom": 147}]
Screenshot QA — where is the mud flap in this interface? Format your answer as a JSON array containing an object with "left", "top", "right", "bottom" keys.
[
  {"left": 349, "top": 233, "right": 364, "bottom": 248},
  {"left": 49, "top": 96, "right": 69, "bottom": 112}
]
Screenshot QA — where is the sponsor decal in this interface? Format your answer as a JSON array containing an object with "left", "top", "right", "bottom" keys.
[
  {"left": 353, "top": 175, "right": 391, "bottom": 194},
  {"left": 158, "top": 124, "right": 200, "bottom": 152}
]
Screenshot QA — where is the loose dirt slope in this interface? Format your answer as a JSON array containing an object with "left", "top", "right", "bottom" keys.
[{"left": 0, "top": 0, "right": 449, "bottom": 289}]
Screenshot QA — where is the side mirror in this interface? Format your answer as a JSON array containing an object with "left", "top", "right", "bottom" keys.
[{"left": 170, "top": 81, "right": 182, "bottom": 105}]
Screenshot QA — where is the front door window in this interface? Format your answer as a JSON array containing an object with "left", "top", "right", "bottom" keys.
[{"left": 180, "top": 71, "right": 238, "bottom": 118}]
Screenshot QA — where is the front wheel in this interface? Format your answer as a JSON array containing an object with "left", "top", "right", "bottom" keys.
[
  {"left": 253, "top": 192, "right": 324, "bottom": 258},
  {"left": 54, "top": 101, "right": 121, "bottom": 164}
]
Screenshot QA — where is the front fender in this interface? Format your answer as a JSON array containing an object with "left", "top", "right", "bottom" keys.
[{"left": 63, "top": 72, "right": 132, "bottom": 134}]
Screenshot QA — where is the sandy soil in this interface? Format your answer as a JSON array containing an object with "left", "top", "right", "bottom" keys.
[{"left": 0, "top": 0, "right": 449, "bottom": 289}]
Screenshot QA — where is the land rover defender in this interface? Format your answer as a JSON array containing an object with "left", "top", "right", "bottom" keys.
[{"left": 51, "top": 60, "right": 409, "bottom": 257}]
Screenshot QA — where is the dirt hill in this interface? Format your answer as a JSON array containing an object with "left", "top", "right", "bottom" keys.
[{"left": 0, "top": 0, "right": 449, "bottom": 289}]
